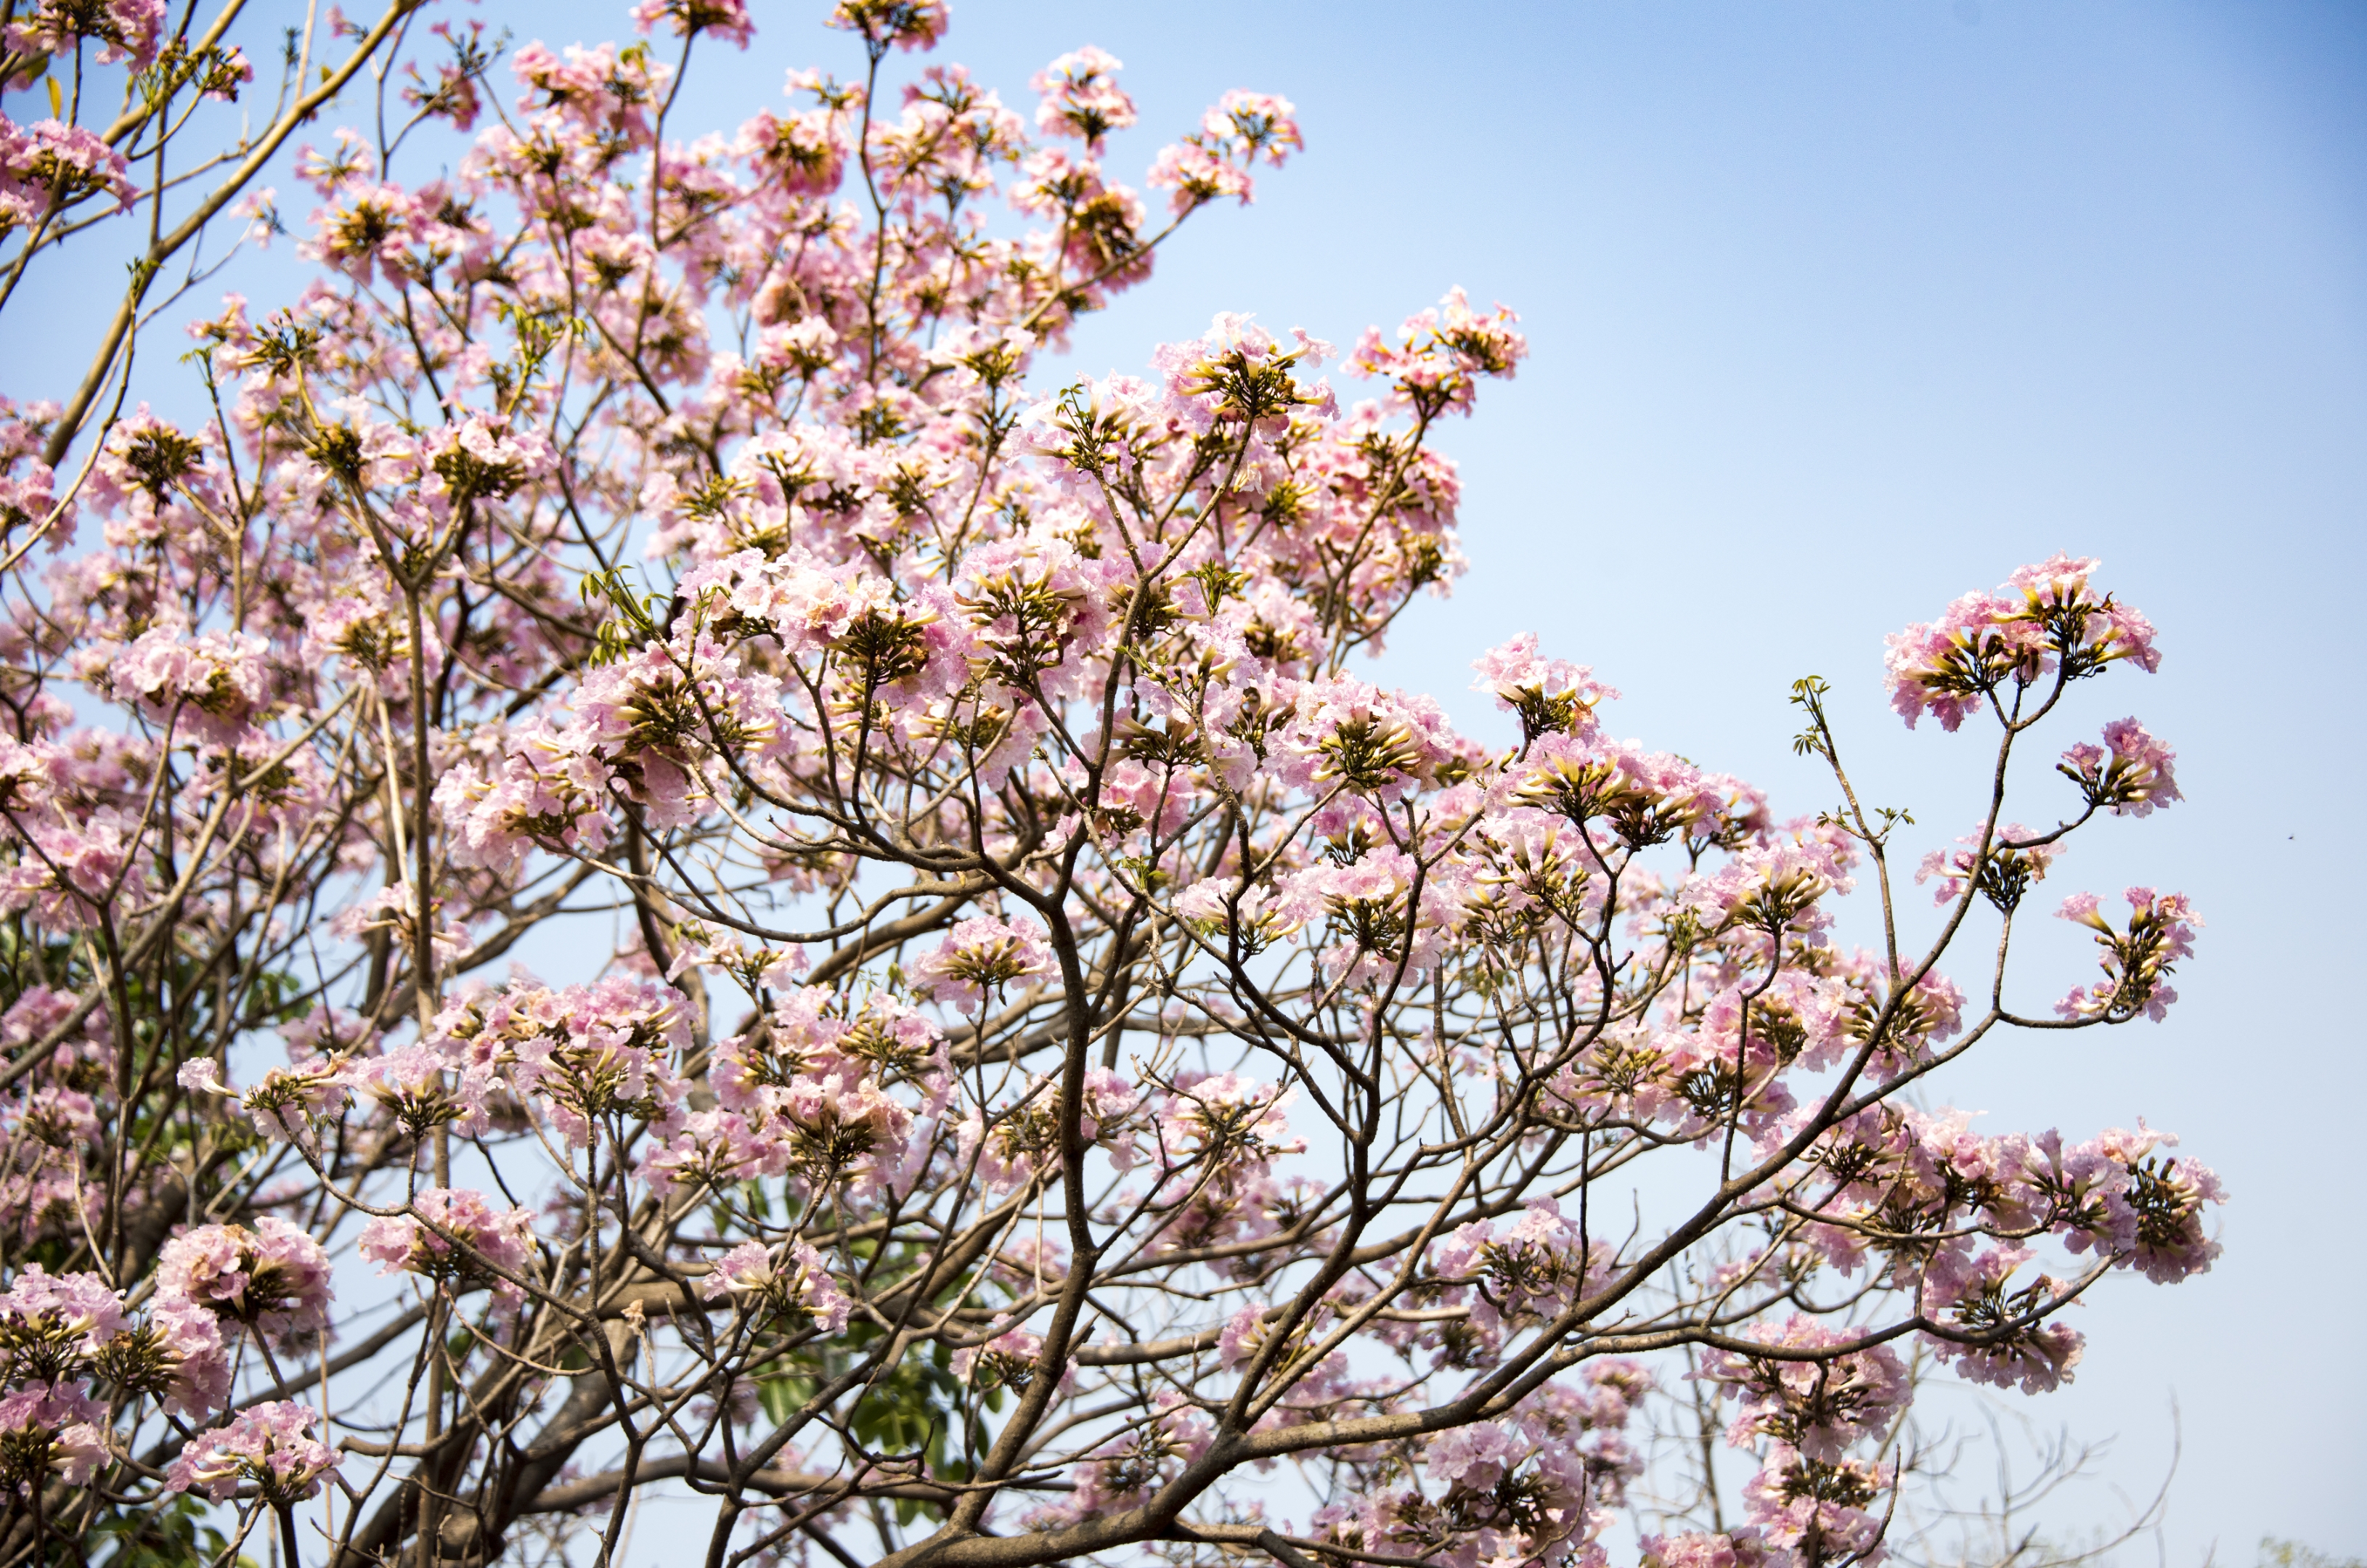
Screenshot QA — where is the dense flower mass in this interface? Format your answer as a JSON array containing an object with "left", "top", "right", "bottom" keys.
[{"left": 0, "top": 3, "right": 2218, "bottom": 1564}]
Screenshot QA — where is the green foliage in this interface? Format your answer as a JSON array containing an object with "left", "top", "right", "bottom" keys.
[
  {"left": 2260, "top": 1540, "right": 2365, "bottom": 1568},
  {"left": 90, "top": 1491, "right": 243, "bottom": 1568}
]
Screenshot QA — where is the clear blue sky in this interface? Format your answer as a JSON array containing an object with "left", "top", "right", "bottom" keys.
[{"left": 7, "top": 1, "right": 2361, "bottom": 1559}]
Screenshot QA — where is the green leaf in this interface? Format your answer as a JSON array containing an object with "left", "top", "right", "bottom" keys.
[{"left": 757, "top": 1373, "right": 810, "bottom": 1426}]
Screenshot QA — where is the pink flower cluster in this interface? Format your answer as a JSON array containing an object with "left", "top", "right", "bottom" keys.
[
  {"left": 1885, "top": 555, "right": 2159, "bottom": 731},
  {"left": 2058, "top": 716, "right": 2182, "bottom": 817},
  {"left": 631, "top": 0, "right": 754, "bottom": 48},
  {"left": 2054, "top": 887, "right": 2201, "bottom": 1023},
  {"left": 648, "top": 987, "right": 945, "bottom": 1199},
  {"left": 358, "top": 1188, "right": 537, "bottom": 1303},
  {"left": 0, "top": 808, "right": 151, "bottom": 933},
  {"left": 827, "top": 0, "right": 948, "bottom": 54},
  {"left": 1430, "top": 1200, "right": 1608, "bottom": 1352},
  {"left": 0, "top": 118, "right": 134, "bottom": 231},
  {"left": 1513, "top": 732, "right": 1727, "bottom": 851},
  {"left": 0, "top": 1379, "right": 106, "bottom": 1490},
  {"left": 1145, "top": 88, "right": 1300, "bottom": 211},
  {"left": 1349, "top": 287, "right": 1529, "bottom": 420},
  {"left": 165, "top": 1399, "right": 341, "bottom": 1505},
  {"left": 1472, "top": 632, "right": 1617, "bottom": 746},
  {"left": 1914, "top": 821, "right": 2064, "bottom": 910},
  {"left": 1780, "top": 1106, "right": 2225, "bottom": 1294},
  {"left": 1704, "top": 1317, "right": 1907, "bottom": 1461},
  {"left": 695, "top": 1239, "right": 851, "bottom": 1333},
  {"left": 435, "top": 973, "right": 693, "bottom": 1150},
  {"left": 1922, "top": 1244, "right": 2085, "bottom": 1395},
  {"left": 4, "top": 0, "right": 164, "bottom": 70},
  {"left": 1031, "top": 46, "right": 1136, "bottom": 149},
  {"left": 0, "top": 1259, "right": 227, "bottom": 1429},
  {"left": 179, "top": 1053, "right": 354, "bottom": 1150},
  {"left": 0, "top": 1265, "right": 123, "bottom": 1376},
  {"left": 1300, "top": 1364, "right": 1645, "bottom": 1568},
  {"left": 155, "top": 1217, "right": 333, "bottom": 1344},
  {"left": 912, "top": 915, "right": 1054, "bottom": 1010}
]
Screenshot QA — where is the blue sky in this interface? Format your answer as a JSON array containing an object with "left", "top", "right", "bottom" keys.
[{"left": 7, "top": 0, "right": 2363, "bottom": 1559}]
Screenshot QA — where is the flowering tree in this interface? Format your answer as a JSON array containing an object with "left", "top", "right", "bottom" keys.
[{"left": 0, "top": 3, "right": 2222, "bottom": 1567}]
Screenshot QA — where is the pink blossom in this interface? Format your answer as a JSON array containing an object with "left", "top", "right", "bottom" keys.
[
  {"left": 2008, "top": 554, "right": 2160, "bottom": 673},
  {"left": 913, "top": 915, "right": 1052, "bottom": 1010},
  {"left": 1887, "top": 557, "right": 2158, "bottom": 730},
  {"left": 695, "top": 1240, "right": 849, "bottom": 1332},
  {"left": 1348, "top": 287, "right": 1528, "bottom": 418},
  {"left": 1031, "top": 47, "right": 1135, "bottom": 148},
  {"left": 953, "top": 1326, "right": 1067, "bottom": 1396},
  {"left": 150, "top": 1298, "right": 230, "bottom": 1417},
  {"left": 155, "top": 1217, "right": 333, "bottom": 1341},
  {"left": 1472, "top": 632, "right": 1616, "bottom": 744},
  {"left": 108, "top": 624, "right": 270, "bottom": 744},
  {"left": 0, "top": 1265, "right": 123, "bottom": 1379},
  {"left": 1705, "top": 1315, "right": 1907, "bottom": 1462},
  {"left": 326, "top": 881, "right": 468, "bottom": 968},
  {"left": 357, "top": 1188, "right": 536, "bottom": 1302},
  {"left": 1915, "top": 822, "right": 2062, "bottom": 910},
  {"left": 2058, "top": 716, "right": 2181, "bottom": 817},
  {"left": 1740, "top": 1445, "right": 1889, "bottom": 1564},
  {"left": 1641, "top": 1530, "right": 1786, "bottom": 1568},
  {"left": 738, "top": 109, "right": 845, "bottom": 197},
  {"left": 166, "top": 1400, "right": 340, "bottom": 1505},
  {"left": 1144, "top": 139, "right": 1251, "bottom": 212},
  {"left": 2053, "top": 888, "right": 2200, "bottom": 1024},
  {"left": 0, "top": 119, "right": 135, "bottom": 231},
  {"left": 1513, "top": 732, "right": 1719, "bottom": 849},
  {"left": 1282, "top": 676, "right": 1461, "bottom": 801},
  {"left": 435, "top": 719, "right": 618, "bottom": 871},
  {"left": 1202, "top": 91, "right": 1302, "bottom": 166},
  {"left": 4, "top": 0, "right": 165, "bottom": 68},
  {"left": 1430, "top": 1200, "right": 1605, "bottom": 1345},
  {"left": 1150, "top": 1071, "right": 1304, "bottom": 1185},
  {"left": 1883, "top": 590, "right": 2033, "bottom": 731},
  {"left": 0, "top": 1379, "right": 107, "bottom": 1490},
  {"left": 1685, "top": 839, "right": 1852, "bottom": 944},
  {"left": 1216, "top": 1304, "right": 1266, "bottom": 1368},
  {"left": 0, "top": 811, "right": 150, "bottom": 931},
  {"left": 827, "top": 0, "right": 948, "bottom": 53},
  {"left": 1923, "top": 1246, "right": 2084, "bottom": 1395},
  {"left": 697, "top": 1239, "right": 776, "bottom": 1302},
  {"left": 473, "top": 973, "right": 693, "bottom": 1148},
  {"left": 1027, "top": 1397, "right": 1212, "bottom": 1525},
  {"left": 359, "top": 1042, "right": 492, "bottom": 1140},
  {"left": 1424, "top": 1419, "right": 1525, "bottom": 1487},
  {"left": 638, "top": 1108, "right": 783, "bottom": 1196},
  {"left": 179, "top": 1053, "right": 354, "bottom": 1148},
  {"left": 2124, "top": 1153, "right": 2226, "bottom": 1283},
  {"left": 632, "top": 0, "right": 754, "bottom": 48}
]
